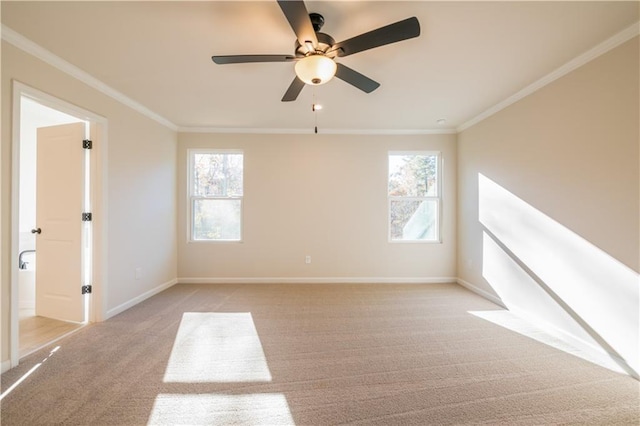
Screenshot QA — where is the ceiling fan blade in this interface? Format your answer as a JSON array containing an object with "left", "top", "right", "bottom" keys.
[
  {"left": 335, "top": 63, "right": 380, "bottom": 93},
  {"left": 282, "top": 76, "right": 305, "bottom": 102},
  {"left": 332, "top": 17, "right": 420, "bottom": 57},
  {"left": 277, "top": 0, "right": 318, "bottom": 50},
  {"left": 212, "top": 55, "right": 295, "bottom": 64}
]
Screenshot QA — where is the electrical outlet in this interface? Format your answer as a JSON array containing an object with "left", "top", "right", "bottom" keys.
[
  {"left": 135, "top": 267, "right": 142, "bottom": 280},
  {"left": 305, "top": 255, "right": 311, "bottom": 264}
]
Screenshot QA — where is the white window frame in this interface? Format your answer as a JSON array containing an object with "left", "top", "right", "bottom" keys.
[
  {"left": 187, "top": 149, "right": 244, "bottom": 243},
  {"left": 387, "top": 151, "right": 442, "bottom": 243}
]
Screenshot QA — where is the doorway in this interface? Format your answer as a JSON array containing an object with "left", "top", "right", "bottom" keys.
[
  {"left": 10, "top": 82, "right": 107, "bottom": 368},
  {"left": 18, "top": 99, "right": 86, "bottom": 357}
]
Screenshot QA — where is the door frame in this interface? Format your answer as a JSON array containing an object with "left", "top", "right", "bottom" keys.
[{"left": 10, "top": 81, "right": 108, "bottom": 368}]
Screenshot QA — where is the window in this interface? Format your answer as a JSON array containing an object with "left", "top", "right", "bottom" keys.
[
  {"left": 189, "top": 150, "right": 243, "bottom": 241},
  {"left": 388, "top": 152, "right": 441, "bottom": 242}
]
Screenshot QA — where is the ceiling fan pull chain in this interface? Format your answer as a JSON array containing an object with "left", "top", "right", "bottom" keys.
[{"left": 313, "top": 90, "right": 318, "bottom": 134}]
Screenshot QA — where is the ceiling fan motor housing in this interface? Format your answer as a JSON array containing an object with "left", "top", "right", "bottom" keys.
[{"left": 295, "top": 31, "right": 336, "bottom": 57}]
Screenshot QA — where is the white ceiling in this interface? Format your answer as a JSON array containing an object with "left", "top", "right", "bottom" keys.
[{"left": 2, "top": 1, "right": 638, "bottom": 132}]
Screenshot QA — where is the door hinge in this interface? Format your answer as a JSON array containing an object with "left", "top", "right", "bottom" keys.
[
  {"left": 82, "top": 212, "right": 92, "bottom": 221},
  {"left": 83, "top": 139, "right": 93, "bottom": 149},
  {"left": 82, "top": 285, "right": 92, "bottom": 295}
]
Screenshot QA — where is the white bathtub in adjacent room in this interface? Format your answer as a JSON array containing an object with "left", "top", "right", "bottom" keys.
[{"left": 19, "top": 252, "right": 36, "bottom": 311}]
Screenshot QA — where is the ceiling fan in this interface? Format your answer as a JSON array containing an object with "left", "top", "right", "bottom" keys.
[{"left": 212, "top": 0, "right": 420, "bottom": 102}]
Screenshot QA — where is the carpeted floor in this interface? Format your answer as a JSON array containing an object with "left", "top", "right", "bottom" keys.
[{"left": 1, "top": 283, "right": 638, "bottom": 425}]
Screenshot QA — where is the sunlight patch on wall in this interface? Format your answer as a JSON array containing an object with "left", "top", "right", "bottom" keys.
[
  {"left": 478, "top": 174, "right": 639, "bottom": 375},
  {"left": 147, "top": 393, "right": 294, "bottom": 425},
  {"left": 163, "top": 313, "right": 272, "bottom": 383},
  {"left": 481, "top": 232, "right": 606, "bottom": 353}
]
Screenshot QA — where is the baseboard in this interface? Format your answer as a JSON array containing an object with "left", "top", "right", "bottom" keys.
[
  {"left": 1, "top": 359, "right": 11, "bottom": 374},
  {"left": 178, "top": 277, "right": 457, "bottom": 284},
  {"left": 106, "top": 278, "right": 177, "bottom": 319},
  {"left": 456, "top": 278, "right": 505, "bottom": 307}
]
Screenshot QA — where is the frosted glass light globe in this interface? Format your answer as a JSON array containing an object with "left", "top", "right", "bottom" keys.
[{"left": 295, "top": 55, "right": 337, "bottom": 85}]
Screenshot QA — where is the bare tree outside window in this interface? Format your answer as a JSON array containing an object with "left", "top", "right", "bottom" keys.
[
  {"left": 190, "top": 151, "right": 243, "bottom": 241},
  {"left": 388, "top": 153, "right": 440, "bottom": 242}
]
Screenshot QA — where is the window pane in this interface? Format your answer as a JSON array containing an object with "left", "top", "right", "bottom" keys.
[
  {"left": 193, "top": 153, "right": 243, "bottom": 197},
  {"left": 193, "top": 199, "right": 241, "bottom": 240},
  {"left": 388, "top": 154, "right": 438, "bottom": 197},
  {"left": 390, "top": 199, "right": 438, "bottom": 241}
]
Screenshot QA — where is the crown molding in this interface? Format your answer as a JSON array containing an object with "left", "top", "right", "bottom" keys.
[
  {"left": 1, "top": 24, "right": 178, "bottom": 131},
  {"left": 178, "top": 126, "right": 457, "bottom": 135},
  {"left": 457, "top": 21, "right": 640, "bottom": 133}
]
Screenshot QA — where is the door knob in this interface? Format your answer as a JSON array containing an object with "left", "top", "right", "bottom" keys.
[{"left": 31, "top": 228, "right": 41, "bottom": 234}]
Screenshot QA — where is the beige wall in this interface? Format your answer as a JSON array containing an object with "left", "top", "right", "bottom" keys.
[
  {"left": 457, "top": 38, "right": 639, "bottom": 375},
  {"left": 1, "top": 42, "right": 178, "bottom": 366},
  {"left": 178, "top": 133, "right": 457, "bottom": 281}
]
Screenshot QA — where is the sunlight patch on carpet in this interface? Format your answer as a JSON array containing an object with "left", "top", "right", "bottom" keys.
[
  {"left": 163, "top": 312, "right": 272, "bottom": 383},
  {"left": 0, "top": 346, "right": 60, "bottom": 401},
  {"left": 469, "top": 310, "right": 626, "bottom": 374},
  {"left": 147, "top": 393, "right": 294, "bottom": 425}
]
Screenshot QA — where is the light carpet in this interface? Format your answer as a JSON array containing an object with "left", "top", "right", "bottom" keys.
[{"left": 1, "top": 283, "right": 638, "bottom": 425}]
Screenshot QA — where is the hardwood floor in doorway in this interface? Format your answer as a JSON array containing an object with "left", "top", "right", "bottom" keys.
[{"left": 19, "top": 314, "right": 83, "bottom": 358}]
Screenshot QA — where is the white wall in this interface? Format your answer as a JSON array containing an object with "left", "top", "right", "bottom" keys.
[
  {"left": 1, "top": 42, "right": 178, "bottom": 366},
  {"left": 178, "top": 132, "right": 457, "bottom": 282},
  {"left": 457, "top": 37, "right": 639, "bottom": 376}
]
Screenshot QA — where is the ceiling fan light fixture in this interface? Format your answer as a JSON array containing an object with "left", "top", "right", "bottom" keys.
[{"left": 295, "top": 55, "right": 337, "bottom": 85}]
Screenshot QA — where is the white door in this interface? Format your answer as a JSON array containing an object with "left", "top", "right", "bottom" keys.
[{"left": 34, "top": 122, "right": 86, "bottom": 323}]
